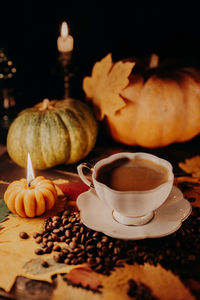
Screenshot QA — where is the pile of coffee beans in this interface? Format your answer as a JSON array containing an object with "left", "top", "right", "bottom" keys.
[
  {"left": 33, "top": 207, "right": 200, "bottom": 279},
  {"left": 177, "top": 181, "right": 199, "bottom": 193}
]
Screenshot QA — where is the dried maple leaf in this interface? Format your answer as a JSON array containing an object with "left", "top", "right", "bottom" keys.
[
  {"left": 83, "top": 53, "right": 135, "bottom": 120},
  {"left": 66, "top": 266, "right": 102, "bottom": 291},
  {"left": 179, "top": 156, "right": 200, "bottom": 177},
  {"left": 51, "top": 275, "right": 102, "bottom": 300}
]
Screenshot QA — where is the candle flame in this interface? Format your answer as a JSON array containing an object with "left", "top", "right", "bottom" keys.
[
  {"left": 27, "top": 153, "right": 35, "bottom": 185},
  {"left": 61, "top": 21, "right": 68, "bottom": 38}
]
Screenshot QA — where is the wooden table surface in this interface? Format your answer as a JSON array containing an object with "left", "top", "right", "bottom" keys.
[{"left": 0, "top": 135, "right": 200, "bottom": 300}]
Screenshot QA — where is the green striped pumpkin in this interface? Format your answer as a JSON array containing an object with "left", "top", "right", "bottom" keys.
[{"left": 7, "top": 98, "right": 98, "bottom": 170}]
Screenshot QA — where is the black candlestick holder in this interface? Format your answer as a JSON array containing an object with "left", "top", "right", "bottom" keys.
[
  {"left": 49, "top": 50, "right": 81, "bottom": 100},
  {"left": 58, "top": 51, "right": 74, "bottom": 99}
]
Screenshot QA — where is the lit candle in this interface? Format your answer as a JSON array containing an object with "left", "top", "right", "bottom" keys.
[
  {"left": 57, "top": 21, "right": 74, "bottom": 53},
  {"left": 27, "top": 152, "right": 35, "bottom": 187},
  {"left": 4, "top": 153, "right": 57, "bottom": 218}
]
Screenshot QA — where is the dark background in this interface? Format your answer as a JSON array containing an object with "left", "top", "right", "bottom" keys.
[{"left": 0, "top": 0, "right": 200, "bottom": 106}]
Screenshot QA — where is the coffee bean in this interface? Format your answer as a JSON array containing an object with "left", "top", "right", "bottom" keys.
[
  {"left": 74, "top": 247, "right": 82, "bottom": 254},
  {"left": 85, "top": 238, "right": 93, "bottom": 246},
  {"left": 53, "top": 229, "right": 60, "bottom": 234},
  {"left": 86, "top": 231, "right": 92, "bottom": 238},
  {"left": 65, "top": 230, "right": 71, "bottom": 237},
  {"left": 44, "top": 247, "right": 52, "bottom": 254},
  {"left": 44, "top": 217, "right": 51, "bottom": 223},
  {"left": 39, "top": 230, "right": 46, "bottom": 236},
  {"left": 80, "top": 234, "right": 85, "bottom": 244},
  {"left": 47, "top": 241, "right": 54, "bottom": 248},
  {"left": 114, "top": 247, "right": 121, "bottom": 255},
  {"left": 77, "top": 251, "right": 85, "bottom": 257},
  {"left": 33, "top": 232, "right": 39, "bottom": 239},
  {"left": 67, "top": 253, "right": 75, "bottom": 259},
  {"left": 71, "top": 258, "right": 78, "bottom": 265},
  {"left": 97, "top": 241, "right": 103, "bottom": 249},
  {"left": 68, "top": 216, "right": 74, "bottom": 223},
  {"left": 69, "top": 242, "right": 76, "bottom": 249},
  {"left": 65, "top": 223, "right": 72, "bottom": 229},
  {"left": 115, "top": 259, "right": 125, "bottom": 267},
  {"left": 35, "top": 236, "right": 43, "bottom": 244},
  {"left": 53, "top": 245, "right": 61, "bottom": 252},
  {"left": 76, "top": 232, "right": 81, "bottom": 238},
  {"left": 40, "top": 242, "right": 47, "bottom": 249},
  {"left": 51, "top": 233, "right": 58, "bottom": 241},
  {"left": 72, "top": 226, "right": 79, "bottom": 232},
  {"left": 59, "top": 226, "right": 64, "bottom": 232},
  {"left": 65, "top": 238, "right": 71, "bottom": 244},
  {"left": 77, "top": 257, "right": 84, "bottom": 264},
  {"left": 92, "top": 232, "right": 99, "bottom": 238},
  {"left": 59, "top": 236, "right": 66, "bottom": 242},
  {"left": 19, "top": 232, "right": 29, "bottom": 239},
  {"left": 72, "top": 237, "right": 79, "bottom": 243},
  {"left": 108, "top": 242, "right": 114, "bottom": 249},
  {"left": 102, "top": 236, "right": 109, "bottom": 243},
  {"left": 64, "top": 258, "right": 71, "bottom": 264},
  {"left": 86, "top": 245, "right": 95, "bottom": 253},
  {"left": 87, "top": 252, "right": 95, "bottom": 258},
  {"left": 62, "top": 218, "right": 68, "bottom": 225},
  {"left": 87, "top": 257, "right": 95, "bottom": 265},
  {"left": 43, "top": 237, "right": 48, "bottom": 244},
  {"left": 63, "top": 210, "right": 70, "bottom": 217},
  {"left": 35, "top": 248, "right": 44, "bottom": 255},
  {"left": 53, "top": 253, "right": 64, "bottom": 263},
  {"left": 62, "top": 248, "right": 70, "bottom": 255},
  {"left": 46, "top": 225, "right": 52, "bottom": 231},
  {"left": 94, "top": 264, "right": 103, "bottom": 272},
  {"left": 41, "top": 261, "right": 49, "bottom": 268},
  {"left": 52, "top": 216, "right": 60, "bottom": 222},
  {"left": 43, "top": 233, "right": 49, "bottom": 238}
]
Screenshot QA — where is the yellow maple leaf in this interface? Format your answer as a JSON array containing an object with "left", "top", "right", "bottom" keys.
[{"left": 83, "top": 53, "right": 135, "bottom": 120}]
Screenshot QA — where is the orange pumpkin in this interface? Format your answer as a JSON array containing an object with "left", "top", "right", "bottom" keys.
[
  {"left": 4, "top": 176, "right": 57, "bottom": 217},
  {"left": 83, "top": 54, "right": 200, "bottom": 148}
]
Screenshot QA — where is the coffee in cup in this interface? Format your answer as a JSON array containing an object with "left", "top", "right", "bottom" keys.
[{"left": 77, "top": 152, "right": 174, "bottom": 226}]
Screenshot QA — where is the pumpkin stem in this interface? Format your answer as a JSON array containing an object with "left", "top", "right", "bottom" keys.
[
  {"left": 39, "top": 99, "right": 54, "bottom": 111},
  {"left": 149, "top": 53, "right": 159, "bottom": 69}
]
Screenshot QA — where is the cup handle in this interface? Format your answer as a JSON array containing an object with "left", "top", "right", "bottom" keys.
[{"left": 77, "top": 163, "right": 94, "bottom": 188}]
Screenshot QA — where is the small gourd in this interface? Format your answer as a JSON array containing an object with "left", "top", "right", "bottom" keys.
[{"left": 4, "top": 176, "right": 57, "bottom": 217}]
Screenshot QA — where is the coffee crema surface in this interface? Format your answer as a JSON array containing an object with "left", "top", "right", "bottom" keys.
[{"left": 96, "top": 157, "right": 169, "bottom": 191}]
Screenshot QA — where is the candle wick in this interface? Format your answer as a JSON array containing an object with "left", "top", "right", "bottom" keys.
[{"left": 28, "top": 180, "right": 33, "bottom": 187}]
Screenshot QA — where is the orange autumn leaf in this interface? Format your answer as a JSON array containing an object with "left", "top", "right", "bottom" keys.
[
  {"left": 66, "top": 266, "right": 102, "bottom": 291},
  {"left": 179, "top": 156, "right": 200, "bottom": 177},
  {"left": 83, "top": 53, "right": 135, "bottom": 120}
]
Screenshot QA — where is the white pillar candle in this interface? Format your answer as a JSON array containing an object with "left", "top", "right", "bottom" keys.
[{"left": 57, "top": 21, "right": 74, "bottom": 53}]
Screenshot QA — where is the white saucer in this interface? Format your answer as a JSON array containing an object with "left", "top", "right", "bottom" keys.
[{"left": 77, "top": 186, "right": 192, "bottom": 240}]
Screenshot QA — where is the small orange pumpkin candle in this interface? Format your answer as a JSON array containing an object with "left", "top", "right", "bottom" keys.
[{"left": 4, "top": 153, "right": 57, "bottom": 217}]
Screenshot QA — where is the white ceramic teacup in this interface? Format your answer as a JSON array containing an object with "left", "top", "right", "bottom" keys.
[{"left": 77, "top": 152, "right": 174, "bottom": 226}]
